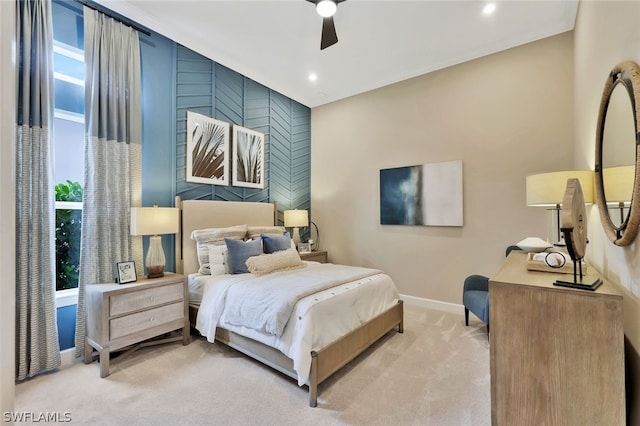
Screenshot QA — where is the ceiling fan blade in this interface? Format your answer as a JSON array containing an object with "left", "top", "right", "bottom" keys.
[{"left": 320, "top": 16, "right": 338, "bottom": 50}]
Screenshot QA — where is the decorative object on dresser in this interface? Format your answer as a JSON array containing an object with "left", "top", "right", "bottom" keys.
[
  {"left": 525, "top": 251, "right": 576, "bottom": 274},
  {"left": 84, "top": 273, "right": 190, "bottom": 378},
  {"left": 554, "top": 178, "right": 602, "bottom": 290},
  {"left": 525, "top": 170, "right": 594, "bottom": 247},
  {"left": 130, "top": 205, "right": 179, "bottom": 278},
  {"left": 594, "top": 61, "right": 640, "bottom": 246},
  {"left": 284, "top": 209, "right": 308, "bottom": 248},
  {"left": 489, "top": 251, "right": 625, "bottom": 425},
  {"left": 515, "top": 236, "right": 552, "bottom": 252},
  {"left": 380, "top": 160, "right": 463, "bottom": 226},
  {"left": 299, "top": 250, "right": 328, "bottom": 263}
]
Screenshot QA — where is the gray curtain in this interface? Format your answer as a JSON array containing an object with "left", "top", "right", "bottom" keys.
[
  {"left": 74, "top": 8, "right": 143, "bottom": 358},
  {"left": 15, "top": 0, "right": 61, "bottom": 380}
]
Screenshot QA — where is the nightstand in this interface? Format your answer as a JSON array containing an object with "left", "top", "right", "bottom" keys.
[
  {"left": 299, "top": 250, "right": 328, "bottom": 263},
  {"left": 84, "top": 273, "right": 190, "bottom": 378}
]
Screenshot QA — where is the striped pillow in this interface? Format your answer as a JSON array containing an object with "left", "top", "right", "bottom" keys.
[
  {"left": 246, "top": 225, "right": 286, "bottom": 240},
  {"left": 191, "top": 224, "right": 247, "bottom": 274}
]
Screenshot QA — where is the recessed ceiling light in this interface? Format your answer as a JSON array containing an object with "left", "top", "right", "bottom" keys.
[
  {"left": 309, "top": 73, "right": 318, "bottom": 82},
  {"left": 483, "top": 3, "right": 496, "bottom": 15}
]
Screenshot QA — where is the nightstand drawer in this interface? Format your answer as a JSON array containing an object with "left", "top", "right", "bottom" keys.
[
  {"left": 110, "top": 301, "right": 184, "bottom": 340},
  {"left": 110, "top": 282, "right": 183, "bottom": 316}
]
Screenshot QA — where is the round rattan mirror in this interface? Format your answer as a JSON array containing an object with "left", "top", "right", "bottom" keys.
[{"left": 594, "top": 61, "right": 640, "bottom": 246}]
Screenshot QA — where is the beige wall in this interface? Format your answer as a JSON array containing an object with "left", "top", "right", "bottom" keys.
[
  {"left": 0, "top": 0, "right": 16, "bottom": 414},
  {"left": 311, "top": 32, "right": 574, "bottom": 304},
  {"left": 574, "top": 0, "right": 640, "bottom": 421}
]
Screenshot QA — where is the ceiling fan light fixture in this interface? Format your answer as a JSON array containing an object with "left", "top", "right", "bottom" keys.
[{"left": 316, "top": 0, "right": 337, "bottom": 18}]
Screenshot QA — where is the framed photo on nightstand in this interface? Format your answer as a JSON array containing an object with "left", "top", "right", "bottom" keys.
[
  {"left": 116, "top": 261, "right": 137, "bottom": 284},
  {"left": 298, "top": 242, "right": 311, "bottom": 254}
]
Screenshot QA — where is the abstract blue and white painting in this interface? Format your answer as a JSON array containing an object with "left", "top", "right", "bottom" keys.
[{"left": 380, "top": 160, "right": 463, "bottom": 226}]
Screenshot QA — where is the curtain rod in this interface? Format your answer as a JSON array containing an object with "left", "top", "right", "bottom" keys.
[{"left": 76, "top": 0, "right": 152, "bottom": 36}]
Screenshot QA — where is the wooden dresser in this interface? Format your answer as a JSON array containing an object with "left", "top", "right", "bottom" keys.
[
  {"left": 84, "top": 273, "right": 190, "bottom": 377},
  {"left": 489, "top": 251, "right": 625, "bottom": 425}
]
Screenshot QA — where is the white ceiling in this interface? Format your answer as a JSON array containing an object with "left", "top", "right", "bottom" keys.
[{"left": 96, "top": 0, "right": 578, "bottom": 108}]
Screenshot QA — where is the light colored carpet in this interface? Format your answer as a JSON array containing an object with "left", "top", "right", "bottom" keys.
[{"left": 15, "top": 304, "right": 490, "bottom": 425}]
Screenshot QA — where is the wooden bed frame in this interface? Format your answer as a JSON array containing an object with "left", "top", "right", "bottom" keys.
[{"left": 175, "top": 197, "right": 403, "bottom": 407}]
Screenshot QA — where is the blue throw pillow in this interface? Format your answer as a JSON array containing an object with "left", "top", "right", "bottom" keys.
[
  {"left": 261, "top": 232, "right": 291, "bottom": 254},
  {"left": 225, "top": 237, "right": 263, "bottom": 274}
]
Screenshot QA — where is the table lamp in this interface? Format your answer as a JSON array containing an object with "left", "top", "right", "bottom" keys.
[
  {"left": 130, "top": 205, "right": 179, "bottom": 278},
  {"left": 284, "top": 209, "right": 308, "bottom": 248}
]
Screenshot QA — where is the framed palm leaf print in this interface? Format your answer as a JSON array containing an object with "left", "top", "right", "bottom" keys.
[
  {"left": 186, "top": 111, "right": 230, "bottom": 186},
  {"left": 232, "top": 125, "right": 265, "bottom": 189}
]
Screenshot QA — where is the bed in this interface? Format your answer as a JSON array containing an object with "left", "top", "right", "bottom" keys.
[{"left": 175, "top": 197, "right": 403, "bottom": 407}]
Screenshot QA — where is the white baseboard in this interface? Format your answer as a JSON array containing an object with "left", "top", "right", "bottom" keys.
[
  {"left": 400, "top": 294, "right": 464, "bottom": 316},
  {"left": 60, "top": 348, "right": 78, "bottom": 367}
]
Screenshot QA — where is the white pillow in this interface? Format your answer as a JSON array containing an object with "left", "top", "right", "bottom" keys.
[
  {"left": 208, "top": 244, "right": 229, "bottom": 276},
  {"left": 191, "top": 224, "right": 247, "bottom": 274},
  {"left": 245, "top": 249, "right": 305, "bottom": 276}
]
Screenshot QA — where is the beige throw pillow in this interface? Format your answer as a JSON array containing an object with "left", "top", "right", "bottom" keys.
[{"left": 245, "top": 249, "right": 306, "bottom": 276}]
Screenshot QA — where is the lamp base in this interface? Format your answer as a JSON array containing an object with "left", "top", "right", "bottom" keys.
[
  {"left": 146, "top": 265, "right": 165, "bottom": 279},
  {"left": 292, "top": 227, "right": 301, "bottom": 249},
  {"left": 146, "top": 235, "right": 166, "bottom": 279}
]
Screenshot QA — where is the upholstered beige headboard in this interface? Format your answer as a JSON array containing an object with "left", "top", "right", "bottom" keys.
[{"left": 175, "top": 196, "right": 277, "bottom": 275}]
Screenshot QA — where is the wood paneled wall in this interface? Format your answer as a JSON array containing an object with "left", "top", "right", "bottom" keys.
[{"left": 174, "top": 45, "right": 311, "bottom": 224}]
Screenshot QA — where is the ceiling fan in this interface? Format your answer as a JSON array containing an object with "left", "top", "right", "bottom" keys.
[{"left": 306, "top": 0, "right": 347, "bottom": 50}]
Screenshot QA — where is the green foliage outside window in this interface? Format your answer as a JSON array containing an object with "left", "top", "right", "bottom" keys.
[{"left": 55, "top": 180, "right": 83, "bottom": 291}]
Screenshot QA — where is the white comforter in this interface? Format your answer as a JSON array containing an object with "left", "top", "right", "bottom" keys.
[
  {"left": 223, "top": 264, "right": 383, "bottom": 337},
  {"left": 194, "top": 262, "right": 399, "bottom": 385}
]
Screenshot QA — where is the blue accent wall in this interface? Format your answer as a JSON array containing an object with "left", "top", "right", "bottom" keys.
[
  {"left": 57, "top": 305, "right": 76, "bottom": 351},
  {"left": 139, "top": 30, "right": 177, "bottom": 272},
  {"left": 174, "top": 46, "right": 311, "bottom": 222}
]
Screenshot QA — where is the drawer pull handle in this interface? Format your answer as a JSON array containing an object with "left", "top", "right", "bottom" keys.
[{"left": 149, "top": 317, "right": 154, "bottom": 322}]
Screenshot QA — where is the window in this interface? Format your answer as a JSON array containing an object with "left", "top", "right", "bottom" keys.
[{"left": 53, "top": 1, "right": 84, "bottom": 292}]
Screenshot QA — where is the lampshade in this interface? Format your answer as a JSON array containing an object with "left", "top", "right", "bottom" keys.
[
  {"left": 284, "top": 209, "right": 308, "bottom": 249},
  {"left": 130, "top": 207, "right": 179, "bottom": 236},
  {"left": 130, "top": 206, "right": 179, "bottom": 279},
  {"left": 603, "top": 165, "right": 635, "bottom": 204},
  {"left": 526, "top": 170, "right": 594, "bottom": 206},
  {"left": 316, "top": 0, "right": 337, "bottom": 17},
  {"left": 284, "top": 209, "right": 309, "bottom": 228}
]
